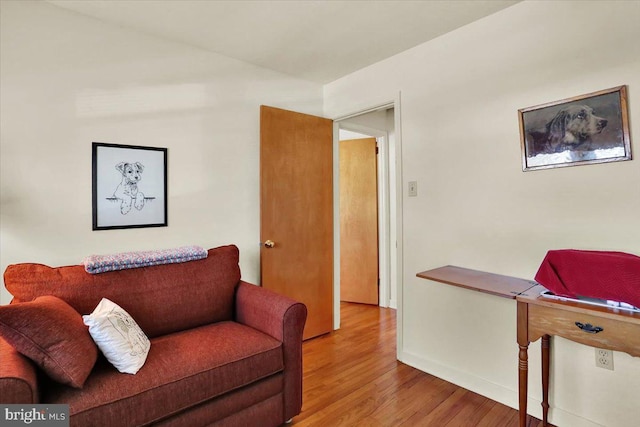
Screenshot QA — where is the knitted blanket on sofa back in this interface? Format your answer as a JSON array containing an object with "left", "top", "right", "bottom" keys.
[{"left": 83, "top": 245, "right": 208, "bottom": 274}]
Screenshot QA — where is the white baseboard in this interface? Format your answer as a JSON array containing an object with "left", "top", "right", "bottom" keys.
[{"left": 398, "top": 350, "right": 603, "bottom": 427}]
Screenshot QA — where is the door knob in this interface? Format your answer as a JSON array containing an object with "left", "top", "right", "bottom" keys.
[{"left": 263, "top": 240, "right": 275, "bottom": 249}]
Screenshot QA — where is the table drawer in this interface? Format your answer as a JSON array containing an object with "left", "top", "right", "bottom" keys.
[{"left": 528, "top": 304, "right": 640, "bottom": 356}]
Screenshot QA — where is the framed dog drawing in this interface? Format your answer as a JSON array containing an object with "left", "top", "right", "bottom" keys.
[
  {"left": 92, "top": 143, "right": 168, "bottom": 230},
  {"left": 518, "top": 86, "right": 631, "bottom": 171}
]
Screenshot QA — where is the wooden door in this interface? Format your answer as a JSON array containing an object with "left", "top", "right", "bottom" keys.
[
  {"left": 339, "top": 138, "right": 379, "bottom": 305},
  {"left": 260, "top": 106, "right": 334, "bottom": 340}
]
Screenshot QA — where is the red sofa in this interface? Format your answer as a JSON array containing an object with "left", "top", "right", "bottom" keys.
[{"left": 0, "top": 245, "right": 307, "bottom": 427}]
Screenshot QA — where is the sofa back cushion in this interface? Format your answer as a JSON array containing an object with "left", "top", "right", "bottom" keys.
[{"left": 4, "top": 245, "right": 241, "bottom": 338}]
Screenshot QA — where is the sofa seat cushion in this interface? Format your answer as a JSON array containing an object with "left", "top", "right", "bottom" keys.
[{"left": 44, "top": 321, "right": 284, "bottom": 427}]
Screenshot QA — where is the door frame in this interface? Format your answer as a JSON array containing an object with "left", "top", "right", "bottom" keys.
[{"left": 329, "top": 93, "right": 404, "bottom": 358}]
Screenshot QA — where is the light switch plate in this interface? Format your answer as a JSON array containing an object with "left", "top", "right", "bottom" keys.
[{"left": 408, "top": 181, "right": 418, "bottom": 197}]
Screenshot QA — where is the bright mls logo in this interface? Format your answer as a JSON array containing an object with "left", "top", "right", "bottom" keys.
[{"left": 1, "top": 405, "right": 69, "bottom": 426}]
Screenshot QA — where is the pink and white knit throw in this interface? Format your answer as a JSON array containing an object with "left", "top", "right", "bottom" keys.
[{"left": 83, "top": 245, "right": 208, "bottom": 274}]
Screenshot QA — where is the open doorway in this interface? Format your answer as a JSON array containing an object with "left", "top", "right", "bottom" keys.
[{"left": 337, "top": 107, "right": 397, "bottom": 310}]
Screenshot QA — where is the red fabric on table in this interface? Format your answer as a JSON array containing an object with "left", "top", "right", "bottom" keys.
[{"left": 534, "top": 249, "right": 640, "bottom": 308}]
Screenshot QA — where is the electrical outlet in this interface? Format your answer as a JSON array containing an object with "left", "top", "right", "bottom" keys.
[
  {"left": 595, "top": 348, "right": 614, "bottom": 370},
  {"left": 408, "top": 181, "right": 418, "bottom": 197}
]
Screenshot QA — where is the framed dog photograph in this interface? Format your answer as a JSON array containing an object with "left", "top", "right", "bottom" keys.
[
  {"left": 92, "top": 142, "right": 168, "bottom": 230},
  {"left": 518, "top": 86, "right": 631, "bottom": 171}
]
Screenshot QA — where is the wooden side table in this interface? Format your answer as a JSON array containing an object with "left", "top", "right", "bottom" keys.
[
  {"left": 517, "top": 285, "right": 640, "bottom": 427},
  {"left": 418, "top": 265, "right": 640, "bottom": 427}
]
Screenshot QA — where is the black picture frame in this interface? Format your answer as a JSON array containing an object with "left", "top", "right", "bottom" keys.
[
  {"left": 518, "top": 86, "right": 631, "bottom": 171},
  {"left": 92, "top": 142, "right": 168, "bottom": 230}
]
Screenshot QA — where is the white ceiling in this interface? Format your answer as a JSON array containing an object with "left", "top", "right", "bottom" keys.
[{"left": 46, "top": 0, "right": 520, "bottom": 84}]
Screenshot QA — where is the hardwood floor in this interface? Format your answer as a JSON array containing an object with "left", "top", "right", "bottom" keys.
[{"left": 291, "top": 302, "right": 550, "bottom": 427}]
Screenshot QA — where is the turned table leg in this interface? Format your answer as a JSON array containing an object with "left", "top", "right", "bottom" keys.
[
  {"left": 517, "top": 300, "right": 530, "bottom": 427},
  {"left": 541, "top": 334, "right": 550, "bottom": 426},
  {"left": 518, "top": 343, "right": 529, "bottom": 427}
]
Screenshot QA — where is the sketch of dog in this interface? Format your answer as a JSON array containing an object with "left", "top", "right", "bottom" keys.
[
  {"left": 109, "top": 309, "right": 150, "bottom": 357},
  {"left": 528, "top": 105, "right": 608, "bottom": 154},
  {"left": 113, "top": 162, "right": 145, "bottom": 215}
]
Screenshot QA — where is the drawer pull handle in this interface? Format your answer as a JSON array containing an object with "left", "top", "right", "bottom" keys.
[{"left": 575, "top": 322, "right": 603, "bottom": 334}]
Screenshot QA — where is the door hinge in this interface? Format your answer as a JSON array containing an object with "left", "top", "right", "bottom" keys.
[{"left": 376, "top": 146, "right": 379, "bottom": 155}]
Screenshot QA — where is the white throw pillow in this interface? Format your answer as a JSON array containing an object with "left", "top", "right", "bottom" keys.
[{"left": 83, "top": 298, "right": 151, "bottom": 374}]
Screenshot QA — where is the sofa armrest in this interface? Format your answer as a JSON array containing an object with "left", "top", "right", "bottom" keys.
[
  {"left": 0, "top": 337, "right": 39, "bottom": 403},
  {"left": 235, "top": 281, "right": 307, "bottom": 421}
]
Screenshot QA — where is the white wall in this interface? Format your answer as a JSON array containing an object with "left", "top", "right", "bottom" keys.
[
  {"left": 0, "top": 0, "right": 323, "bottom": 304},
  {"left": 325, "top": 1, "right": 640, "bottom": 426}
]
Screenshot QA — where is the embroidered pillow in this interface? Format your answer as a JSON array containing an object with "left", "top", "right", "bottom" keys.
[
  {"left": 83, "top": 298, "right": 151, "bottom": 374},
  {"left": 0, "top": 295, "right": 98, "bottom": 388}
]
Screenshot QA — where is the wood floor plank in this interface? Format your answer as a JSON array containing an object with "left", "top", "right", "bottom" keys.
[
  {"left": 290, "top": 302, "right": 550, "bottom": 427},
  {"left": 440, "top": 390, "right": 497, "bottom": 427},
  {"left": 301, "top": 366, "right": 412, "bottom": 425},
  {"left": 476, "top": 401, "right": 519, "bottom": 427},
  {"left": 372, "top": 374, "right": 458, "bottom": 425}
]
